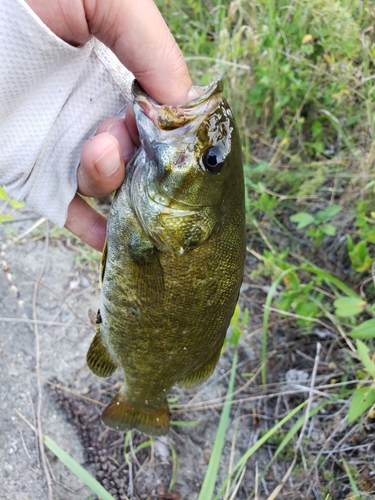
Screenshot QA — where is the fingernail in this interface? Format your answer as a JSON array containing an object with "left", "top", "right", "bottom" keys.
[
  {"left": 94, "top": 143, "right": 121, "bottom": 177},
  {"left": 188, "top": 87, "right": 200, "bottom": 100}
]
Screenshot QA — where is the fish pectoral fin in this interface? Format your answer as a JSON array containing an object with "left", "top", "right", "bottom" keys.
[
  {"left": 86, "top": 328, "right": 117, "bottom": 378},
  {"left": 129, "top": 233, "right": 165, "bottom": 300},
  {"left": 178, "top": 341, "right": 223, "bottom": 388},
  {"left": 102, "top": 393, "right": 170, "bottom": 436},
  {"left": 159, "top": 207, "right": 218, "bottom": 252}
]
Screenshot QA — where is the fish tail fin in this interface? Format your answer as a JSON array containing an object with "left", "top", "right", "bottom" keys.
[{"left": 102, "top": 393, "right": 170, "bottom": 436}]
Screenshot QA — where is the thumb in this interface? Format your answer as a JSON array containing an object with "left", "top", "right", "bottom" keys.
[{"left": 85, "top": 0, "right": 194, "bottom": 105}]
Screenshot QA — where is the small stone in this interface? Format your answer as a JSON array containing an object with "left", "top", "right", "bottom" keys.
[{"left": 81, "top": 276, "right": 90, "bottom": 288}]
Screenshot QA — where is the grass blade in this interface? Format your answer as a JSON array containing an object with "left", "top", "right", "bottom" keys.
[
  {"left": 341, "top": 457, "right": 361, "bottom": 496},
  {"left": 300, "top": 265, "right": 360, "bottom": 299},
  {"left": 197, "top": 349, "right": 238, "bottom": 500},
  {"left": 168, "top": 441, "right": 178, "bottom": 492},
  {"left": 43, "top": 435, "right": 117, "bottom": 500},
  {"left": 170, "top": 419, "right": 201, "bottom": 427},
  {"left": 214, "top": 399, "right": 308, "bottom": 500}
]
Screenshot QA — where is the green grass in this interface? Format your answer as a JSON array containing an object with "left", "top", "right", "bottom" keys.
[
  {"left": 43, "top": 435, "right": 117, "bottom": 500},
  {"left": 155, "top": 0, "right": 375, "bottom": 497},
  {"left": 5, "top": 0, "right": 375, "bottom": 497}
]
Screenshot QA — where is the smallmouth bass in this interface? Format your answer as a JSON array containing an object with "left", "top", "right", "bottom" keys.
[{"left": 87, "top": 79, "right": 246, "bottom": 435}]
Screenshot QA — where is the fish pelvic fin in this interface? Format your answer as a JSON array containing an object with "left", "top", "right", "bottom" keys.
[
  {"left": 102, "top": 393, "right": 170, "bottom": 436},
  {"left": 178, "top": 341, "right": 223, "bottom": 388},
  {"left": 86, "top": 327, "right": 117, "bottom": 378}
]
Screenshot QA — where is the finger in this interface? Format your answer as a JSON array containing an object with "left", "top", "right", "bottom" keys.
[
  {"left": 78, "top": 129, "right": 131, "bottom": 198},
  {"left": 85, "top": 0, "right": 194, "bottom": 105},
  {"left": 25, "top": 0, "right": 90, "bottom": 45},
  {"left": 27, "top": 0, "right": 196, "bottom": 104},
  {"left": 96, "top": 117, "right": 138, "bottom": 161},
  {"left": 65, "top": 194, "right": 107, "bottom": 251},
  {"left": 124, "top": 105, "right": 140, "bottom": 150}
]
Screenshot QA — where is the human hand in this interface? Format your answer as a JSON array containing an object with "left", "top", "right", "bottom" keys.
[{"left": 26, "top": 0, "right": 194, "bottom": 251}]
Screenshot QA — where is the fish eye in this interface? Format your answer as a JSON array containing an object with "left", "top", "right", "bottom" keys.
[{"left": 202, "top": 146, "right": 224, "bottom": 174}]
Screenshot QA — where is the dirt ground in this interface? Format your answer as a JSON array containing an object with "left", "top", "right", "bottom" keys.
[
  {"left": 0, "top": 212, "right": 98, "bottom": 500},
  {"left": 0, "top": 209, "right": 264, "bottom": 500},
  {"left": 2, "top": 208, "right": 375, "bottom": 500}
]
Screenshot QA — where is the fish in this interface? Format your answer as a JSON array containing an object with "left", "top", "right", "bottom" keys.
[{"left": 86, "top": 79, "right": 246, "bottom": 435}]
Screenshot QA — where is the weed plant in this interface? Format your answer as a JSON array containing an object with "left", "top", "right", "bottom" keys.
[
  {"left": 4, "top": 0, "right": 375, "bottom": 498},
  {"left": 155, "top": 0, "right": 375, "bottom": 498}
]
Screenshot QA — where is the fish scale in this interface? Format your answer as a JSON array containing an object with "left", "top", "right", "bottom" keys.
[{"left": 86, "top": 79, "right": 246, "bottom": 435}]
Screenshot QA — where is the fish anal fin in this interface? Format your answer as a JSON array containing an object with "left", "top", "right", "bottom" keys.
[
  {"left": 86, "top": 327, "right": 117, "bottom": 378},
  {"left": 178, "top": 342, "right": 223, "bottom": 388},
  {"left": 102, "top": 393, "right": 170, "bottom": 436}
]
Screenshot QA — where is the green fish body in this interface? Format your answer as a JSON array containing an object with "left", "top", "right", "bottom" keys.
[{"left": 86, "top": 79, "right": 245, "bottom": 435}]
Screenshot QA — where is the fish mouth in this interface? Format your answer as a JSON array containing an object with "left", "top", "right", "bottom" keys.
[{"left": 132, "top": 79, "right": 223, "bottom": 131}]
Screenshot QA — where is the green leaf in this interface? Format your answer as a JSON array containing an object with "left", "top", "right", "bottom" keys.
[
  {"left": 348, "top": 240, "right": 373, "bottom": 272},
  {"left": 231, "top": 303, "right": 240, "bottom": 325},
  {"left": 227, "top": 306, "right": 248, "bottom": 346},
  {"left": 228, "top": 326, "right": 242, "bottom": 347},
  {"left": 0, "top": 186, "right": 8, "bottom": 200},
  {"left": 9, "top": 199, "right": 25, "bottom": 208},
  {"left": 333, "top": 297, "right": 367, "bottom": 317},
  {"left": 356, "top": 340, "right": 375, "bottom": 379},
  {"left": 288, "top": 272, "right": 300, "bottom": 290},
  {"left": 311, "top": 119, "right": 323, "bottom": 139},
  {"left": 240, "top": 307, "right": 249, "bottom": 326},
  {"left": 350, "top": 319, "right": 375, "bottom": 339},
  {"left": 321, "top": 224, "right": 336, "bottom": 236},
  {"left": 315, "top": 205, "right": 341, "bottom": 223},
  {"left": 0, "top": 215, "right": 13, "bottom": 223},
  {"left": 311, "top": 228, "right": 325, "bottom": 246},
  {"left": 43, "top": 435, "right": 116, "bottom": 500},
  {"left": 258, "top": 192, "right": 276, "bottom": 213},
  {"left": 295, "top": 301, "right": 319, "bottom": 323},
  {"left": 312, "top": 141, "right": 324, "bottom": 154},
  {"left": 348, "top": 386, "right": 375, "bottom": 423},
  {"left": 289, "top": 212, "right": 315, "bottom": 229},
  {"left": 347, "top": 234, "right": 354, "bottom": 252}
]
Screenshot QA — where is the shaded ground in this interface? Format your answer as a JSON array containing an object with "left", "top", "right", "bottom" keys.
[
  {"left": 1, "top": 208, "right": 375, "bottom": 500},
  {"left": 0, "top": 212, "right": 97, "bottom": 499},
  {"left": 1, "top": 210, "right": 262, "bottom": 500},
  {"left": 0, "top": 209, "right": 257, "bottom": 499}
]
